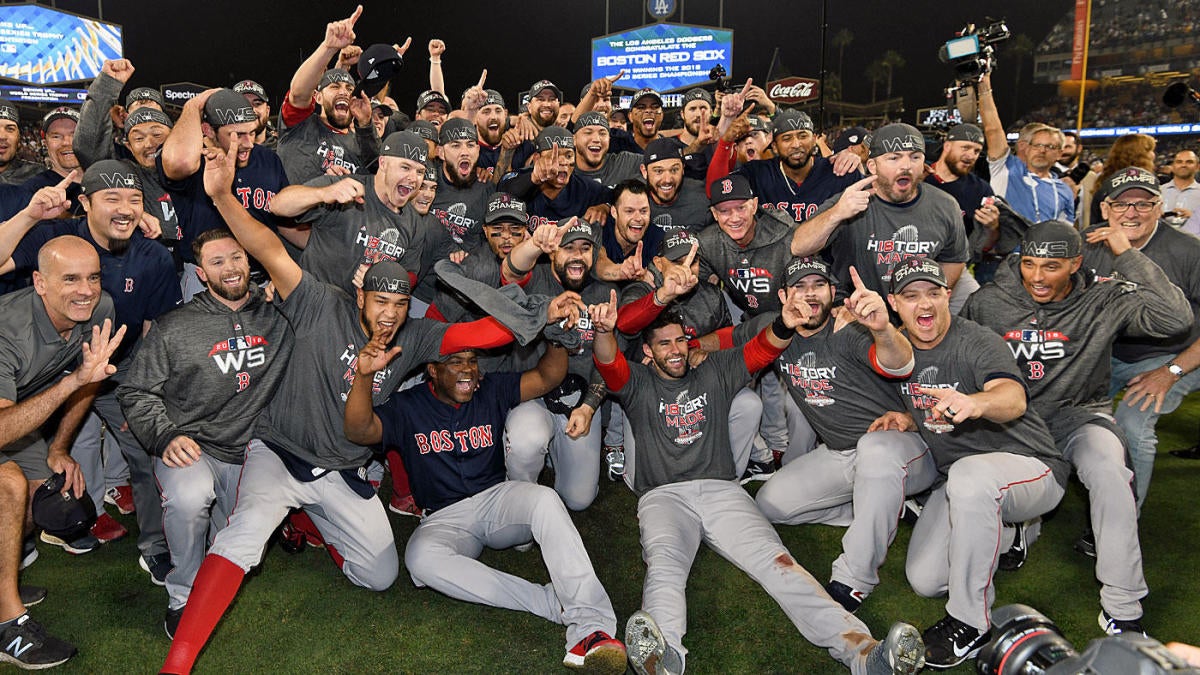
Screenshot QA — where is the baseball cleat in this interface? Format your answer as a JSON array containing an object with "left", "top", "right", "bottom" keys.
[
  {"left": 104, "top": 485, "right": 136, "bottom": 514},
  {"left": 388, "top": 493, "right": 422, "bottom": 518},
  {"left": 603, "top": 446, "right": 625, "bottom": 481},
  {"left": 826, "top": 580, "right": 868, "bottom": 613},
  {"left": 997, "top": 521, "right": 1028, "bottom": 571},
  {"left": 922, "top": 613, "right": 990, "bottom": 669},
  {"left": 866, "top": 621, "right": 925, "bottom": 675},
  {"left": 625, "top": 611, "right": 680, "bottom": 675},
  {"left": 739, "top": 458, "right": 776, "bottom": 485},
  {"left": 140, "top": 553, "right": 173, "bottom": 587},
  {"left": 1099, "top": 609, "right": 1146, "bottom": 637},
  {"left": 1074, "top": 529, "right": 1097, "bottom": 559},
  {"left": 19, "top": 586, "right": 47, "bottom": 608},
  {"left": 90, "top": 512, "right": 128, "bottom": 543},
  {"left": 20, "top": 538, "right": 37, "bottom": 570},
  {"left": 164, "top": 606, "right": 184, "bottom": 640},
  {"left": 563, "top": 630, "right": 626, "bottom": 674}
]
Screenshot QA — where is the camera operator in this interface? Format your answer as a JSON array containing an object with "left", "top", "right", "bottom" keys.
[{"left": 979, "top": 73, "right": 1075, "bottom": 224}]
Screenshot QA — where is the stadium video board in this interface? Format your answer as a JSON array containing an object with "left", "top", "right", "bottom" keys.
[
  {"left": 592, "top": 23, "right": 733, "bottom": 93},
  {"left": 0, "top": 4, "right": 123, "bottom": 85}
]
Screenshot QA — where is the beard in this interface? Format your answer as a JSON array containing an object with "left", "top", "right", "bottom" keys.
[
  {"left": 108, "top": 236, "right": 131, "bottom": 256},
  {"left": 445, "top": 159, "right": 477, "bottom": 189},
  {"left": 208, "top": 274, "right": 250, "bottom": 302}
]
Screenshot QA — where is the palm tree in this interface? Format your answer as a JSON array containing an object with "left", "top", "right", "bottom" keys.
[
  {"left": 866, "top": 61, "right": 888, "bottom": 102},
  {"left": 882, "top": 50, "right": 905, "bottom": 99},
  {"left": 833, "top": 29, "right": 854, "bottom": 86},
  {"left": 1008, "top": 34, "right": 1035, "bottom": 120}
]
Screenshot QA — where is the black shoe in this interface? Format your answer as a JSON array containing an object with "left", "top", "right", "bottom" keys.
[
  {"left": 20, "top": 537, "right": 37, "bottom": 570},
  {"left": 1074, "top": 530, "right": 1097, "bottom": 559},
  {"left": 278, "top": 521, "right": 307, "bottom": 554},
  {"left": 164, "top": 606, "right": 184, "bottom": 640},
  {"left": 1169, "top": 446, "right": 1200, "bottom": 460},
  {"left": 826, "top": 580, "right": 867, "bottom": 613},
  {"left": 0, "top": 614, "right": 76, "bottom": 669},
  {"left": 739, "top": 458, "right": 776, "bottom": 485},
  {"left": 18, "top": 586, "right": 46, "bottom": 608},
  {"left": 140, "top": 553, "right": 172, "bottom": 586},
  {"left": 922, "top": 614, "right": 990, "bottom": 669},
  {"left": 900, "top": 498, "right": 923, "bottom": 526},
  {"left": 1099, "top": 609, "right": 1146, "bottom": 637},
  {"left": 997, "top": 522, "right": 1028, "bottom": 571}
]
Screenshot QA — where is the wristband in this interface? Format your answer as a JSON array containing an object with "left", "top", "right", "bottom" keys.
[
  {"left": 429, "top": 58, "right": 441, "bottom": 64},
  {"left": 505, "top": 256, "right": 531, "bottom": 278},
  {"left": 771, "top": 314, "right": 792, "bottom": 340}
]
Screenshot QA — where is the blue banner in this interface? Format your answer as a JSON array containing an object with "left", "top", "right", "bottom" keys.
[
  {"left": 592, "top": 23, "right": 733, "bottom": 93},
  {"left": 0, "top": 4, "right": 123, "bottom": 84}
]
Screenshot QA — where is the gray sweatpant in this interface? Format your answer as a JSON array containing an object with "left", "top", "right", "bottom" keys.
[
  {"left": 89, "top": 388, "right": 167, "bottom": 557},
  {"left": 636, "top": 479, "right": 880, "bottom": 674},
  {"left": 404, "top": 480, "right": 617, "bottom": 651},
  {"left": 156, "top": 453, "right": 243, "bottom": 610}
]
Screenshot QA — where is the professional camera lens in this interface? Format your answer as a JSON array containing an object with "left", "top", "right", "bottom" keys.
[{"left": 975, "top": 604, "right": 1077, "bottom": 675}]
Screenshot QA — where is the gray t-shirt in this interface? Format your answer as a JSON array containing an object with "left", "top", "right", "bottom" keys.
[
  {"left": 575, "top": 151, "right": 643, "bottom": 189},
  {"left": 256, "top": 273, "right": 447, "bottom": 469},
  {"left": 776, "top": 319, "right": 906, "bottom": 451},
  {"left": 521, "top": 265, "right": 617, "bottom": 378},
  {"left": 650, "top": 178, "right": 712, "bottom": 234},
  {"left": 0, "top": 288, "right": 115, "bottom": 402},
  {"left": 431, "top": 166, "right": 496, "bottom": 251},
  {"left": 277, "top": 113, "right": 379, "bottom": 185},
  {"left": 613, "top": 346, "right": 753, "bottom": 494},
  {"left": 821, "top": 185, "right": 969, "bottom": 299},
  {"left": 898, "top": 316, "right": 1068, "bottom": 487}
]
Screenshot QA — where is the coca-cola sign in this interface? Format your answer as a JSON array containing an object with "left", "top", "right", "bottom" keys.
[{"left": 768, "top": 77, "right": 820, "bottom": 104}]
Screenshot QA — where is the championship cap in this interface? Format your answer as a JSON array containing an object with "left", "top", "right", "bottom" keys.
[
  {"left": 683, "top": 88, "right": 714, "bottom": 106},
  {"left": 356, "top": 44, "right": 403, "bottom": 98},
  {"left": 945, "top": 123, "right": 984, "bottom": 146},
  {"left": 559, "top": 220, "right": 598, "bottom": 246},
  {"left": 416, "top": 89, "right": 450, "bottom": 113},
  {"left": 630, "top": 88, "right": 663, "bottom": 108},
  {"left": 709, "top": 174, "right": 755, "bottom": 206},
  {"left": 32, "top": 472, "right": 97, "bottom": 543},
  {"left": 80, "top": 159, "right": 143, "bottom": 194},
  {"left": 407, "top": 120, "right": 439, "bottom": 144},
  {"left": 203, "top": 89, "right": 257, "bottom": 127},
  {"left": 772, "top": 109, "right": 814, "bottom": 136},
  {"left": 643, "top": 138, "right": 683, "bottom": 166},
  {"left": 869, "top": 123, "right": 925, "bottom": 158},
  {"left": 889, "top": 258, "right": 948, "bottom": 293},
  {"left": 785, "top": 257, "right": 834, "bottom": 286},
  {"left": 482, "top": 89, "right": 506, "bottom": 109},
  {"left": 41, "top": 106, "right": 79, "bottom": 132},
  {"left": 746, "top": 115, "right": 770, "bottom": 135},
  {"left": 124, "top": 107, "right": 173, "bottom": 133},
  {"left": 233, "top": 80, "right": 268, "bottom": 103},
  {"left": 534, "top": 126, "right": 574, "bottom": 152},
  {"left": 371, "top": 99, "right": 393, "bottom": 116},
  {"left": 363, "top": 259, "right": 411, "bottom": 295},
  {"left": 380, "top": 131, "right": 429, "bottom": 163},
  {"left": 1104, "top": 166, "right": 1162, "bottom": 200},
  {"left": 318, "top": 68, "right": 354, "bottom": 90},
  {"left": 485, "top": 192, "right": 528, "bottom": 225},
  {"left": 0, "top": 99, "right": 19, "bottom": 124},
  {"left": 832, "top": 126, "right": 868, "bottom": 153},
  {"left": 422, "top": 164, "right": 438, "bottom": 183},
  {"left": 125, "top": 87, "right": 165, "bottom": 109},
  {"left": 575, "top": 111, "right": 609, "bottom": 130},
  {"left": 1021, "top": 220, "right": 1082, "bottom": 259},
  {"left": 527, "top": 79, "right": 562, "bottom": 101},
  {"left": 659, "top": 231, "right": 698, "bottom": 262},
  {"left": 438, "top": 117, "right": 477, "bottom": 145}
]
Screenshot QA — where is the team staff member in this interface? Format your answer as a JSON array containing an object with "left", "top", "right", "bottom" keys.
[
  {"left": 23, "top": 108, "right": 84, "bottom": 217},
  {"left": 867, "top": 258, "right": 1067, "bottom": 668},
  {"left": 344, "top": 341, "right": 628, "bottom": 674},
  {"left": 965, "top": 220, "right": 1191, "bottom": 637},
  {"left": 1081, "top": 167, "right": 1200, "bottom": 507},
  {"left": 276, "top": 5, "right": 385, "bottom": 183},
  {"left": 0, "top": 236, "right": 126, "bottom": 670},
  {"left": 923, "top": 123, "right": 1000, "bottom": 281},
  {"left": 117, "top": 228, "right": 295, "bottom": 639},
  {"left": 589, "top": 289, "right": 924, "bottom": 675},
  {"left": 161, "top": 136, "right": 575, "bottom": 675}
]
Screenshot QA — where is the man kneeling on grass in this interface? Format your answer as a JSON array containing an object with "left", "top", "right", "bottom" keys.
[
  {"left": 343, "top": 337, "right": 627, "bottom": 674},
  {"left": 587, "top": 288, "right": 925, "bottom": 675}
]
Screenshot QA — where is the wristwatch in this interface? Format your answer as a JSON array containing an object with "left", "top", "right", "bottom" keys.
[{"left": 1167, "top": 361, "right": 1186, "bottom": 378}]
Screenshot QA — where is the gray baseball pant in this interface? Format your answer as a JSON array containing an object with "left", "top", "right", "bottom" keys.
[{"left": 504, "top": 399, "right": 601, "bottom": 511}]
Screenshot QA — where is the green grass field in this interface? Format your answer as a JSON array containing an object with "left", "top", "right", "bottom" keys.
[{"left": 19, "top": 395, "right": 1200, "bottom": 674}]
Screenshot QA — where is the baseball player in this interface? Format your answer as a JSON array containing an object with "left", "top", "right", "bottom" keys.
[
  {"left": 116, "top": 227, "right": 294, "bottom": 639},
  {"left": 0, "top": 235, "right": 124, "bottom": 669},
  {"left": 640, "top": 139, "right": 712, "bottom": 234},
  {"left": 0, "top": 100, "right": 42, "bottom": 186},
  {"left": 344, "top": 340, "right": 627, "bottom": 674},
  {"left": 499, "top": 126, "right": 612, "bottom": 231},
  {"left": 588, "top": 288, "right": 924, "bottom": 675},
  {"left": 573, "top": 112, "right": 642, "bottom": 189},
  {"left": 22, "top": 108, "right": 84, "bottom": 217},
  {"left": 430, "top": 118, "right": 496, "bottom": 250},
  {"left": 964, "top": 220, "right": 1192, "bottom": 636},
  {"left": 860, "top": 258, "right": 1068, "bottom": 668},
  {"left": 160, "top": 135, "right": 571, "bottom": 675}
]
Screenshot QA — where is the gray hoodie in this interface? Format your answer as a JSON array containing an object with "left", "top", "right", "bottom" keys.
[
  {"left": 117, "top": 285, "right": 294, "bottom": 464},
  {"left": 696, "top": 206, "right": 796, "bottom": 316},
  {"left": 961, "top": 250, "right": 1191, "bottom": 437}
]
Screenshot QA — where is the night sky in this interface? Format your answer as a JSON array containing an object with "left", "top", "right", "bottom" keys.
[{"left": 39, "top": 0, "right": 1071, "bottom": 124}]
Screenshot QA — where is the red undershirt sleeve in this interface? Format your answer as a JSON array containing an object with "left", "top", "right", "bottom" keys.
[
  {"left": 593, "top": 351, "right": 631, "bottom": 392},
  {"left": 868, "top": 343, "right": 914, "bottom": 379},
  {"left": 440, "top": 317, "right": 514, "bottom": 355},
  {"left": 617, "top": 291, "right": 665, "bottom": 334},
  {"left": 280, "top": 92, "right": 316, "bottom": 128},
  {"left": 706, "top": 140, "right": 737, "bottom": 197},
  {"left": 741, "top": 328, "right": 786, "bottom": 374}
]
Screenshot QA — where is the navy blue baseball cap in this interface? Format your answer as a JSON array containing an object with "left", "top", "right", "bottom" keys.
[{"left": 709, "top": 174, "right": 755, "bottom": 206}]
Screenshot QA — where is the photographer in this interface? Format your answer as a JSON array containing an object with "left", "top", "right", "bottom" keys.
[{"left": 979, "top": 73, "right": 1075, "bottom": 224}]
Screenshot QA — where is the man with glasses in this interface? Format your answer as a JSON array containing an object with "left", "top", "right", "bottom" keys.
[
  {"left": 1082, "top": 167, "right": 1200, "bottom": 508},
  {"left": 978, "top": 74, "right": 1074, "bottom": 223}
]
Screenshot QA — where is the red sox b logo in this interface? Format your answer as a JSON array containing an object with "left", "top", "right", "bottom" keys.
[
  {"left": 720, "top": 178, "right": 733, "bottom": 194},
  {"left": 124, "top": 278, "right": 134, "bottom": 293}
]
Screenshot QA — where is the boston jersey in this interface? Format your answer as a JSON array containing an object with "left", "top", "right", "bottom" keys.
[{"left": 733, "top": 156, "right": 861, "bottom": 223}]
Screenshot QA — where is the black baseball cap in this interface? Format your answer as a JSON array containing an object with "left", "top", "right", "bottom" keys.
[
  {"left": 772, "top": 109, "right": 814, "bottom": 136},
  {"left": 1021, "top": 220, "right": 1082, "bottom": 259},
  {"left": 528, "top": 79, "right": 562, "bottom": 101},
  {"left": 683, "top": 88, "right": 714, "bottom": 106},
  {"left": 126, "top": 87, "right": 164, "bottom": 109},
  {"left": 709, "top": 174, "right": 755, "bottom": 206},
  {"left": 371, "top": 99, "right": 393, "bottom": 116},
  {"left": 485, "top": 193, "right": 529, "bottom": 225},
  {"left": 482, "top": 89, "right": 506, "bottom": 109},
  {"left": 643, "top": 138, "right": 683, "bottom": 166},
  {"left": 407, "top": 120, "right": 439, "bottom": 144},
  {"left": 945, "top": 123, "right": 984, "bottom": 145},
  {"left": 660, "top": 231, "right": 699, "bottom": 261},
  {"left": 0, "top": 99, "right": 18, "bottom": 124},
  {"left": 1104, "top": 167, "right": 1162, "bottom": 200},
  {"left": 124, "top": 107, "right": 173, "bottom": 133},
  {"left": 422, "top": 164, "right": 438, "bottom": 183},
  {"left": 439, "top": 117, "right": 477, "bottom": 145},
  {"left": 630, "top": 88, "right": 663, "bottom": 108},
  {"left": 785, "top": 257, "right": 834, "bottom": 286},
  {"left": 869, "top": 123, "right": 925, "bottom": 158},
  {"left": 357, "top": 44, "right": 403, "bottom": 98},
  {"left": 560, "top": 220, "right": 598, "bottom": 246},
  {"left": 416, "top": 89, "right": 450, "bottom": 113},
  {"left": 32, "top": 472, "right": 97, "bottom": 542},
  {"left": 534, "top": 126, "right": 574, "bottom": 152},
  {"left": 80, "top": 159, "right": 143, "bottom": 194},
  {"left": 575, "top": 111, "right": 609, "bottom": 130},
  {"left": 380, "top": 130, "right": 429, "bottom": 163},
  {"left": 833, "top": 126, "right": 868, "bottom": 153},
  {"left": 318, "top": 68, "right": 354, "bottom": 90},
  {"left": 204, "top": 89, "right": 257, "bottom": 127},
  {"left": 233, "top": 80, "right": 268, "bottom": 103},
  {"left": 889, "top": 258, "right": 948, "bottom": 293},
  {"left": 41, "top": 106, "right": 79, "bottom": 132},
  {"left": 363, "top": 260, "right": 411, "bottom": 295}
]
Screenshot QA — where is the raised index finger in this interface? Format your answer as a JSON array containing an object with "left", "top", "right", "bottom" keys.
[
  {"left": 681, "top": 241, "right": 698, "bottom": 269},
  {"left": 607, "top": 69, "right": 626, "bottom": 83},
  {"left": 848, "top": 265, "right": 866, "bottom": 291},
  {"left": 57, "top": 169, "right": 78, "bottom": 188},
  {"left": 739, "top": 77, "right": 754, "bottom": 97},
  {"left": 347, "top": 4, "right": 363, "bottom": 24},
  {"left": 477, "top": 69, "right": 487, "bottom": 89}
]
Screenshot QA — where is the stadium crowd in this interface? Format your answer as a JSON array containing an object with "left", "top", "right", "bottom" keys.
[
  {"left": 1038, "top": 0, "right": 1200, "bottom": 53},
  {"left": 4, "top": 5, "right": 1200, "bottom": 675}
]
